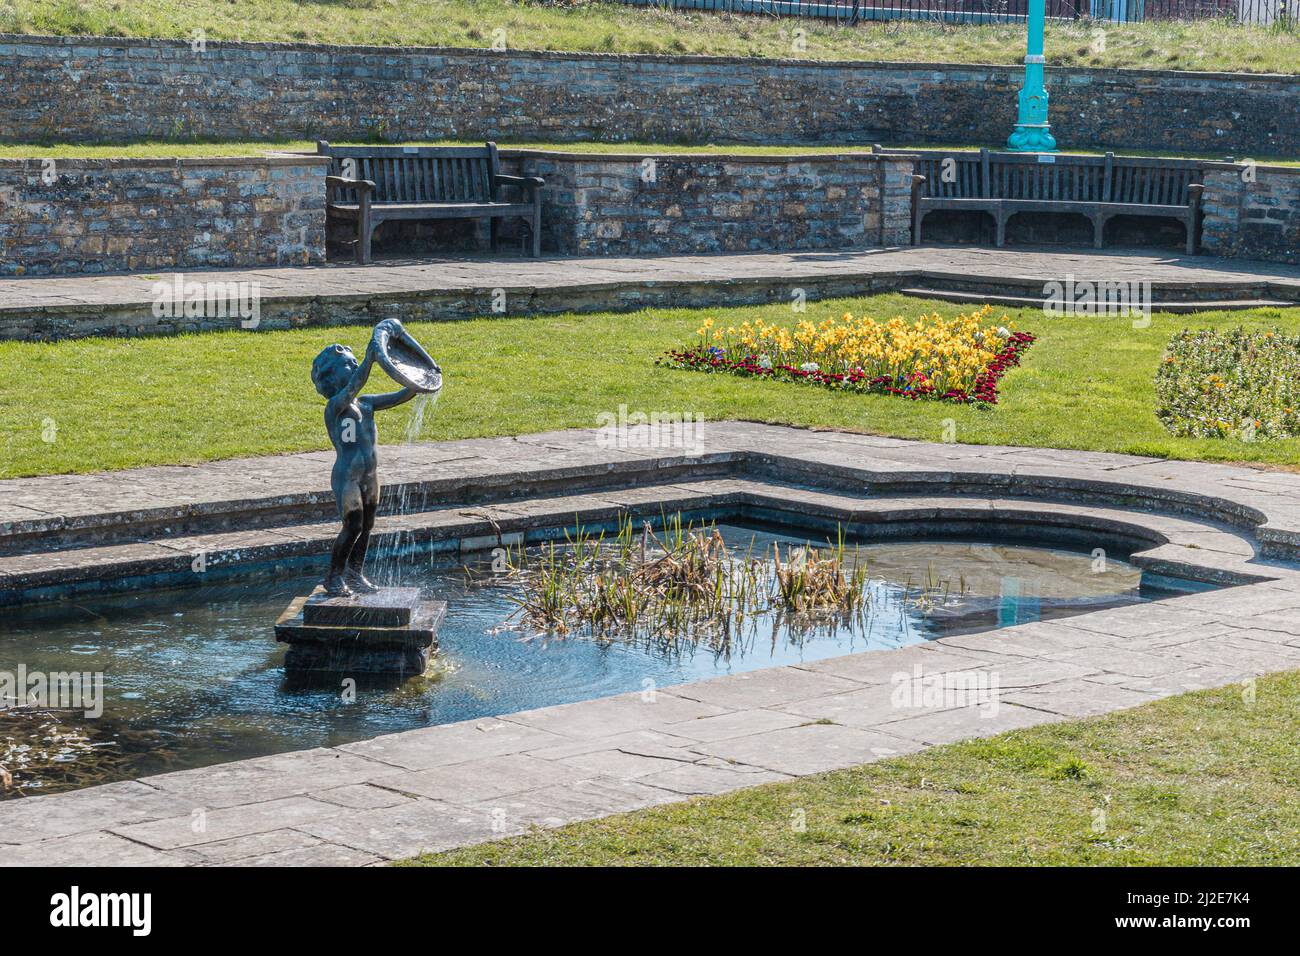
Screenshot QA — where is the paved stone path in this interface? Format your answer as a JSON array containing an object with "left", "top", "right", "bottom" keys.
[
  {"left": 3, "top": 425, "right": 1300, "bottom": 865},
  {"left": 3, "top": 246, "right": 1299, "bottom": 312}
]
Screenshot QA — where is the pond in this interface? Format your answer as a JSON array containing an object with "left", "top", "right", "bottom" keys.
[{"left": 0, "top": 522, "right": 1210, "bottom": 798}]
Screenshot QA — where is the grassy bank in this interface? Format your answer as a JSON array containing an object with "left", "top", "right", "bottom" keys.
[
  {"left": 2, "top": 139, "right": 1298, "bottom": 167},
  {"left": 4, "top": 295, "right": 1300, "bottom": 479},
  {"left": 403, "top": 669, "right": 1300, "bottom": 866},
  {"left": 0, "top": 1, "right": 1297, "bottom": 74}
]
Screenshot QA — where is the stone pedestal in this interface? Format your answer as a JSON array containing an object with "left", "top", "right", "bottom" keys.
[{"left": 274, "top": 586, "right": 443, "bottom": 676}]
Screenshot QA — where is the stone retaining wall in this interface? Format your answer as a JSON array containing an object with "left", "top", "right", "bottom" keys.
[
  {"left": 505, "top": 150, "right": 915, "bottom": 254},
  {"left": 0, "top": 155, "right": 328, "bottom": 275},
  {"left": 1201, "top": 166, "right": 1300, "bottom": 265},
  {"left": 1, "top": 34, "right": 1297, "bottom": 157}
]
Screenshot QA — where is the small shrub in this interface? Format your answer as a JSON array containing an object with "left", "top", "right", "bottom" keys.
[
  {"left": 1155, "top": 327, "right": 1300, "bottom": 440},
  {"left": 1049, "top": 756, "right": 1090, "bottom": 781}
]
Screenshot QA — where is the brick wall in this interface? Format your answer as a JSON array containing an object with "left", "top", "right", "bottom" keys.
[
  {"left": 504, "top": 151, "right": 914, "bottom": 255},
  {"left": 1202, "top": 165, "right": 1300, "bottom": 265},
  {"left": 0, "top": 155, "right": 327, "bottom": 275},
  {"left": 1, "top": 34, "right": 1297, "bottom": 157}
]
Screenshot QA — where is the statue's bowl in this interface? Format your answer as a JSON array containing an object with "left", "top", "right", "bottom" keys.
[{"left": 373, "top": 320, "right": 442, "bottom": 393}]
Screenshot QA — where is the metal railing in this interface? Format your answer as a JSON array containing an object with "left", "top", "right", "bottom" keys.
[{"left": 604, "top": 0, "right": 1298, "bottom": 27}]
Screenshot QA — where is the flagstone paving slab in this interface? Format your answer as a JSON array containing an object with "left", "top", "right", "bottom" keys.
[
  {"left": 501, "top": 691, "right": 729, "bottom": 740},
  {"left": 138, "top": 747, "right": 393, "bottom": 809},
  {"left": 110, "top": 796, "right": 351, "bottom": 850},
  {"left": 295, "top": 800, "right": 510, "bottom": 859},
  {"left": 873, "top": 702, "right": 1064, "bottom": 744},
  {"left": 0, "top": 831, "right": 203, "bottom": 868},
  {"left": 552, "top": 748, "right": 702, "bottom": 782},
  {"left": 633, "top": 761, "right": 793, "bottom": 797},
  {"left": 185, "top": 828, "right": 325, "bottom": 866},
  {"left": 0, "top": 780, "right": 198, "bottom": 845},
  {"left": 659, "top": 708, "right": 808, "bottom": 743},
  {"left": 237, "top": 843, "right": 385, "bottom": 868},
  {"left": 1002, "top": 679, "right": 1165, "bottom": 718},
  {"left": 690, "top": 723, "right": 925, "bottom": 777},
  {"left": 667, "top": 666, "right": 864, "bottom": 711},
  {"left": 371, "top": 754, "right": 592, "bottom": 803},
  {"left": 460, "top": 779, "right": 684, "bottom": 832},
  {"left": 337, "top": 718, "right": 570, "bottom": 772},
  {"left": 784, "top": 684, "right": 944, "bottom": 730}
]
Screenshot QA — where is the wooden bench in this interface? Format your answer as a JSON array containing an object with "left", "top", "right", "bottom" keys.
[
  {"left": 875, "top": 147, "right": 1205, "bottom": 254},
  {"left": 317, "top": 141, "right": 544, "bottom": 263}
]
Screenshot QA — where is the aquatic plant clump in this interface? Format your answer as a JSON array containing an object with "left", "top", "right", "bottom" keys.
[
  {"left": 1, "top": 707, "right": 173, "bottom": 797},
  {"left": 492, "top": 519, "right": 876, "bottom": 650},
  {"left": 658, "top": 305, "right": 1035, "bottom": 405},
  {"left": 1156, "top": 327, "right": 1300, "bottom": 440}
]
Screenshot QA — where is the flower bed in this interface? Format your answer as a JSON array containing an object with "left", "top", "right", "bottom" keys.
[
  {"left": 658, "top": 305, "right": 1035, "bottom": 405},
  {"left": 1156, "top": 327, "right": 1300, "bottom": 440}
]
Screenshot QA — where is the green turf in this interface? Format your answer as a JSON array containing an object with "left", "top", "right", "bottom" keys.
[
  {"left": 401, "top": 669, "right": 1300, "bottom": 866},
  {"left": 1, "top": 139, "right": 1296, "bottom": 167},
  {"left": 1, "top": 1, "right": 1297, "bottom": 74},
  {"left": 4, "top": 294, "right": 1300, "bottom": 479}
]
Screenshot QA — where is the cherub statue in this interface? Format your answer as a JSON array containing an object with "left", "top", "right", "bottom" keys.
[{"left": 310, "top": 319, "right": 438, "bottom": 597}]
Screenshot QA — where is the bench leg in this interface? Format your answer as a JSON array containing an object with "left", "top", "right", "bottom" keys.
[
  {"left": 913, "top": 206, "right": 922, "bottom": 246},
  {"left": 1092, "top": 214, "right": 1105, "bottom": 250},
  {"left": 994, "top": 211, "right": 1006, "bottom": 248},
  {"left": 490, "top": 217, "right": 500, "bottom": 254},
  {"left": 1185, "top": 215, "right": 1197, "bottom": 255},
  {"left": 531, "top": 203, "right": 542, "bottom": 258},
  {"left": 356, "top": 203, "right": 375, "bottom": 265},
  {"left": 358, "top": 222, "right": 375, "bottom": 265}
]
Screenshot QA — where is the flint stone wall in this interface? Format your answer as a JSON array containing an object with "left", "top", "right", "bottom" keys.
[{"left": 0, "top": 155, "right": 327, "bottom": 275}]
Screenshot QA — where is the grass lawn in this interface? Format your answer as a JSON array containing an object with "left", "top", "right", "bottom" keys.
[
  {"left": 403, "top": 669, "right": 1300, "bottom": 866},
  {"left": 2, "top": 139, "right": 1298, "bottom": 167},
  {"left": 4, "top": 294, "right": 1300, "bottom": 479},
  {"left": 1, "top": 1, "right": 1297, "bottom": 74}
]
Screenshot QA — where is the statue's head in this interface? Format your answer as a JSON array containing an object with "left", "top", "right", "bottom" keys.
[{"left": 311, "top": 344, "right": 358, "bottom": 398}]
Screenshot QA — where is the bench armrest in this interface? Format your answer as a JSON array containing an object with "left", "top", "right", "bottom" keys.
[
  {"left": 494, "top": 174, "right": 545, "bottom": 193},
  {"left": 326, "top": 176, "right": 376, "bottom": 198}
]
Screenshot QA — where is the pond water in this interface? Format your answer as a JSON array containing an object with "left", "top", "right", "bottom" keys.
[{"left": 0, "top": 523, "right": 1209, "bottom": 797}]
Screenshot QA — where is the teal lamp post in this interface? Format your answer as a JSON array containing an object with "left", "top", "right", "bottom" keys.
[{"left": 1007, "top": 0, "right": 1057, "bottom": 152}]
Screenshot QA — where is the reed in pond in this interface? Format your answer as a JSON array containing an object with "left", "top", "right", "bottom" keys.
[{"left": 486, "top": 518, "right": 881, "bottom": 650}]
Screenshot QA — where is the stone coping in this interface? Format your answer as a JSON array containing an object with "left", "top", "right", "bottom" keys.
[
  {"left": 5, "top": 423, "right": 1300, "bottom": 606},
  {"left": 4, "top": 32, "right": 1298, "bottom": 84},
  {"left": 500, "top": 148, "right": 912, "bottom": 163},
  {"left": 0, "top": 155, "right": 331, "bottom": 170},
  {"left": 13, "top": 148, "right": 1275, "bottom": 174}
]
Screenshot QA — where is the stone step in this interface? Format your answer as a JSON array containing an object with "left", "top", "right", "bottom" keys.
[{"left": 898, "top": 287, "right": 1297, "bottom": 313}]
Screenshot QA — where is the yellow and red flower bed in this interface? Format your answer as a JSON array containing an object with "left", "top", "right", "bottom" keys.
[{"left": 659, "top": 305, "right": 1034, "bottom": 405}]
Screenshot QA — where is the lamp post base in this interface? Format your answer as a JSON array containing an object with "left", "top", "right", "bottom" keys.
[{"left": 1007, "top": 123, "right": 1058, "bottom": 153}]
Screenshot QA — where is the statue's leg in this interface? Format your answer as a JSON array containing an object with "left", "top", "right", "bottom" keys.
[
  {"left": 344, "top": 499, "right": 381, "bottom": 593},
  {"left": 325, "top": 508, "right": 364, "bottom": 596}
]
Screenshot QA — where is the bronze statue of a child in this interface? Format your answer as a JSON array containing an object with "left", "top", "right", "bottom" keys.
[{"left": 311, "top": 324, "right": 420, "bottom": 597}]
